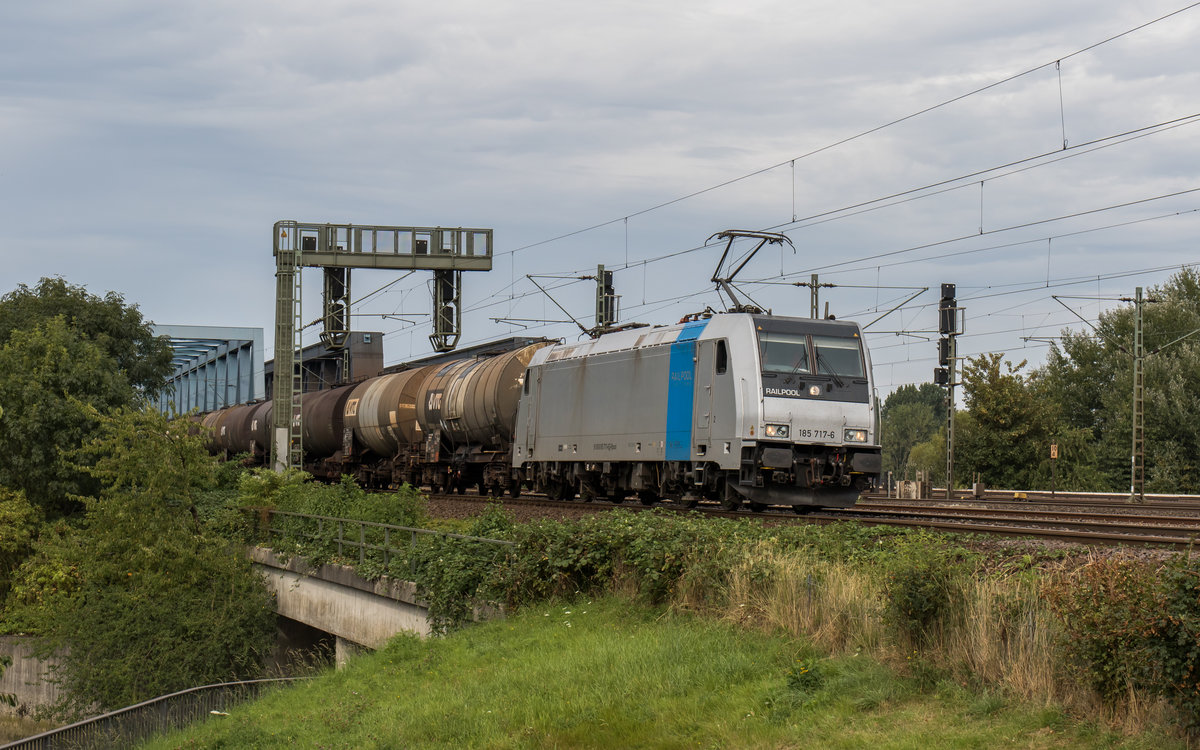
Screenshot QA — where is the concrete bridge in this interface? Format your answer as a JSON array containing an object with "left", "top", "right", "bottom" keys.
[{"left": 249, "top": 546, "right": 433, "bottom": 666}]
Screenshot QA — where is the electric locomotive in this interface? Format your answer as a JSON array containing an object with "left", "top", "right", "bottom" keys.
[{"left": 513, "top": 310, "right": 881, "bottom": 510}]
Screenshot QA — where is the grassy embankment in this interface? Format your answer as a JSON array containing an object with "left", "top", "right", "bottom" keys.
[
  {"left": 132, "top": 477, "right": 1195, "bottom": 748},
  {"left": 141, "top": 595, "right": 1180, "bottom": 749}
]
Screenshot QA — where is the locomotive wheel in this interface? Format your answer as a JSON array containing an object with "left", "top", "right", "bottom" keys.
[
  {"left": 637, "top": 490, "right": 657, "bottom": 506},
  {"left": 509, "top": 483, "right": 522, "bottom": 499}
]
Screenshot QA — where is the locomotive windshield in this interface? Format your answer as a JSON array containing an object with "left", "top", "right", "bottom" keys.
[
  {"left": 813, "top": 335, "right": 865, "bottom": 377},
  {"left": 755, "top": 316, "right": 870, "bottom": 403},
  {"left": 759, "top": 331, "right": 810, "bottom": 374}
]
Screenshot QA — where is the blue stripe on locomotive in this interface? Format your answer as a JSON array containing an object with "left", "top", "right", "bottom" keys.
[{"left": 665, "top": 320, "right": 708, "bottom": 460}]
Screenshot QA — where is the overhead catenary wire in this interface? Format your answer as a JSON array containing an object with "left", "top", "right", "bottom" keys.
[
  {"left": 494, "top": 3, "right": 1200, "bottom": 261},
  {"left": 356, "top": 108, "right": 1200, "bottom": 343},
  {"left": 353, "top": 5, "right": 1200, "bottom": 366}
]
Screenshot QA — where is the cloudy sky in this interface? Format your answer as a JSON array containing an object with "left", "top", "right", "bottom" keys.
[{"left": 2, "top": 0, "right": 1197, "bottom": 395}]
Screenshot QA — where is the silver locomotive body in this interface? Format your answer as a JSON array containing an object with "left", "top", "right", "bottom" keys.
[{"left": 513, "top": 312, "right": 881, "bottom": 508}]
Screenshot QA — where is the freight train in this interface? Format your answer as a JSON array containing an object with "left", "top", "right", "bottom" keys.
[{"left": 202, "top": 310, "right": 882, "bottom": 510}]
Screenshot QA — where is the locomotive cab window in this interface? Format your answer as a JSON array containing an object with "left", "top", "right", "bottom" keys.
[
  {"left": 812, "top": 335, "right": 865, "bottom": 378},
  {"left": 759, "top": 331, "right": 809, "bottom": 374},
  {"left": 716, "top": 340, "right": 728, "bottom": 374}
]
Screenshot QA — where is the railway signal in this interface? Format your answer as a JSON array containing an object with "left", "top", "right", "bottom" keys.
[{"left": 937, "top": 283, "right": 960, "bottom": 499}]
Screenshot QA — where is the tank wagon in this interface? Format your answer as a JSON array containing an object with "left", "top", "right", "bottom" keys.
[{"left": 205, "top": 311, "right": 881, "bottom": 510}]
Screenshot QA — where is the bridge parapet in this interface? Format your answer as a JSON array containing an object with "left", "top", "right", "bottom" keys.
[{"left": 250, "top": 547, "right": 432, "bottom": 648}]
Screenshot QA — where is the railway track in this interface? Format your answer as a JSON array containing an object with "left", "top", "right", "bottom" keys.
[{"left": 426, "top": 488, "right": 1200, "bottom": 549}]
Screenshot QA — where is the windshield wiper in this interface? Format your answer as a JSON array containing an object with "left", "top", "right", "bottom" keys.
[
  {"left": 783, "top": 358, "right": 808, "bottom": 384},
  {"left": 815, "top": 350, "right": 845, "bottom": 388}
]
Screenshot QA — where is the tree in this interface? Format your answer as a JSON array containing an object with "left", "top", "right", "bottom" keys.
[
  {"left": 0, "top": 488, "right": 40, "bottom": 603},
  {"left": 1033, "top": 268, "right": 1200, "bottom": 493},
  {"left": 908, "top": 427, "right": 947, "bottom": 487},
  {"left": 880, "top": 383, "right": 946, "bottom": 479},
  {"left": 956, "top": 353, "right": 1101, "bottom": 491},
  {"left": 0, "top": 277, "right": 172, "bottom": 399},
  {"left": 5, "top": 408, "right": 275, "bottom": 716},
  {"left": 956, "top": 354, "right": 1049, "bottom": 490},
  {"left": 0, "top": 317, "right": 134, "bottom": 514}
]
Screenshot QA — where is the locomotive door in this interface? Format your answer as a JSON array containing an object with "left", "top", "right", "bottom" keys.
[
  {"left": 693, "top": 340, "right": 716, "bottom": 448},
  {"left": 520, "top": 366, "right": 539, "bottom": 459}
]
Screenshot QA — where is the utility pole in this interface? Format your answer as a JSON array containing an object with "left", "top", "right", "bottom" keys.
[
  {"left": 1130, "top": 286, "right": 1146, "bottom": 502},
  {"left": 792, "top": 274, "right": 835, "bottom": 319}
]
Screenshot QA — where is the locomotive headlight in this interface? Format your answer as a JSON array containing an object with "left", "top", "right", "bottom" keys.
[
  {"left": 764, "top": 424, "right": 790, "bottom": 439},
  {"left": 843, "top": 428, "right": 868, "bottom": 443}
]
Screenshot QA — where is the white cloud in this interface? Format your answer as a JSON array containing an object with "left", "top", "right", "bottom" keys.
[{"left": 0, "top": 0, "right": 1197, "bottom": 390}]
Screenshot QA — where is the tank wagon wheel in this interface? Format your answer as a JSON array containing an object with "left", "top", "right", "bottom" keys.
[
  {"left": 747, "top": 501, "right": 768, "bottom": 513},
  {"left": 721, "top": 496, "right": 742, "bottom": 511},
  {"left": 791, "top": 505, "right": 814, "bottom": 515},
  {"left": 509, "top": 483, "right": 522, "bottom": 499}
]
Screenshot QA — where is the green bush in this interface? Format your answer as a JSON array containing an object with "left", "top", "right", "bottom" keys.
[
  {"left": 408, "top": 502, "right": 515, "bottom": 632},
  {"left": 1044, "top": 557, "right": 1157, "bottom": 704},
  {"left": 497, "top": 510, "right": 755, "bottom": 607},
  {"left": 880, "top": 531, "right": 971, "bottom": 646},
  {"left": 1143, "top": 556, "right": 1200, "bottom": 732},
  {"left": 239, "top": 470, "right": 429, "bottom": 568}
]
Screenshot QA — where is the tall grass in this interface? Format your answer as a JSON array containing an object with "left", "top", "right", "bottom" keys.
[
  {"left": 726, "top": 546, "right": 886, "bottom": 655},
  {"left": 716, "top": 546, "right": 1172, "bottom": 732}
]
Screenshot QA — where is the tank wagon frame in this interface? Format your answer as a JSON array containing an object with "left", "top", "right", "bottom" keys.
[{"left": 204, "top": 311, "right": 881, "bottom": 510}]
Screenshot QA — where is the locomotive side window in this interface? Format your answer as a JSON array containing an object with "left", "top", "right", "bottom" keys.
[
  {"left": 716, "top": 340, "right": 728, "bottom": 374},
  {"left": 759, "top": 332, "right": 809, "bottom": 374},
  {"left": 812, "top": 335, "right": 865, "bottom": 377}
]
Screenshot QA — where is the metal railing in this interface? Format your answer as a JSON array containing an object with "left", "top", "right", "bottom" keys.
[
  {"left": 1, "top": 678, "right": 307, "bottom": 750},
  {"left": 245, "top": 508, "right": 513, "bottom": 577}
]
